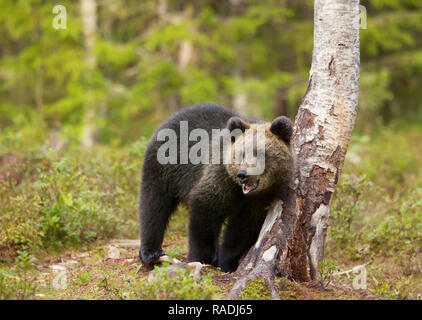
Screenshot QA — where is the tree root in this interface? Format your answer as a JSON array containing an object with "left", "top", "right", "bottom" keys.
[
  {"left": 157, "top": 255, "right": 182, "bottom": 264},
  {"left": 154, "top": 255, "right": 209, "bottom": 278},
  {"left": 225, "top": 265, "right": 280, "bottom": 300}
]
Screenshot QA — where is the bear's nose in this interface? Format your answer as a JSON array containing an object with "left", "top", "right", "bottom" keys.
[{"left": 237, "top": 170, "right": 249, "bottom": 184}]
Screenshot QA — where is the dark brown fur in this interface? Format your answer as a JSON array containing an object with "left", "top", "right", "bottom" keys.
[{"left": 139, "top": 103, "right": 293, "bottom": 272}]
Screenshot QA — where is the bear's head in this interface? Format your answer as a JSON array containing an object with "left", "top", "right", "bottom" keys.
[{"left": 225, "top": 116, "right": 294, "bottom": 196}]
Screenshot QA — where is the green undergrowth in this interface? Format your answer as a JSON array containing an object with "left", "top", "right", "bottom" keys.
[
  {"left": 326, "top": 125, "right": 422, "bottom": 299},
  {"left": 123, "top": 263, "right": 222, "bottom": 300},
  {"left": 1, "top": 126, "right": 422, "bottom": 299},
  {"left": 0, "top": 139, "right": 147, "bottom": 261}
]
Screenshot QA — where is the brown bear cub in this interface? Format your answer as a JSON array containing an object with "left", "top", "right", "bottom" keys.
[{"left": 139, "top": 103, "right": 294, "bottom": 272}]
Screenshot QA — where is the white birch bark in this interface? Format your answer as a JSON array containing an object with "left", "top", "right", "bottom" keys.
[
  {"left": 80, "top": 0, "right": 97, "bottom": 148},
  {"left": 178, "top": 40, "right": 194, "bottom": 72},
  {"left": 80, "top": 0, "right": 97, "bottom": 67},
  {"left": 293, "top": 0, "right": 360, "bottom": 277}
]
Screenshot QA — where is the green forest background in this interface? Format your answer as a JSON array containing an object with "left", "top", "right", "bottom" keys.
[
  {"left": 1, "top": 0, "right": 422, "bottom": 300},
  {"left": 1, "top": 0, "right": 422, "bottom": 145}
]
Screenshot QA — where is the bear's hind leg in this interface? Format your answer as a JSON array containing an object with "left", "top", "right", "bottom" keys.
[
  {"left": 219, "top": 212, "right": 265, "bottom": 272},
  {"left": 187, "top": 204, "right": 225, "bottom": 266}
]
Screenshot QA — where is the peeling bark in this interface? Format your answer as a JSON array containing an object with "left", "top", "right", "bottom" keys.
[{"left": 227, "top": 0, "right": 360, "bottom": 298}]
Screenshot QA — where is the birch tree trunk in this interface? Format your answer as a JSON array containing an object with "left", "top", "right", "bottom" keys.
[
  {"left": 80, "top": 0, "right": 97, "bottom": 148},
  {"left": 227, "top": 0, "right": 360, "bottom": 299}
]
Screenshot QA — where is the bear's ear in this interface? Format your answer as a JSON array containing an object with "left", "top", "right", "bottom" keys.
[
  {"left": 270, "top": 116, "right": 293, "bottom": 144},
  {"left": 226, "top": 116, "right": 250, "bottom": 133}
]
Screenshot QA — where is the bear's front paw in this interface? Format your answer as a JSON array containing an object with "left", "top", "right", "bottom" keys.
[{"left": 139, "top": 247, "right": 165, "bottom": 268}]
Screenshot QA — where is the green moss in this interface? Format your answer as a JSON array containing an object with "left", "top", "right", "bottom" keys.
[{"left": 239, "top": 278, "right": 271, "bottom": 300}]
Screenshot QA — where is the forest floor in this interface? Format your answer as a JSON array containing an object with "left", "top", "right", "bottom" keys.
[
  {"left": 1, "top": 125, "right": 422, "bottom": 299},
  {"left": 1, "top": 211, "right": 379, "bottom": 300}
]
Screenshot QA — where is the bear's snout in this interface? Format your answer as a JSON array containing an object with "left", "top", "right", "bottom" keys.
[{"left": 237, "top": 170, "right": 249, "bottom": 184}]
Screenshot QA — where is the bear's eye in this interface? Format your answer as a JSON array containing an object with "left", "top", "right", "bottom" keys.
[
  {"left": 230, "top": 142, "right": 244, "bottom": 164},
  {"left": 229, "top": 128, "right": 243, "bottom": 144}
]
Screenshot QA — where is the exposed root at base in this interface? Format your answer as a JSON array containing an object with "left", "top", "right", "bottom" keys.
[
  {"left": 158, "top": 255, "right": 182, "bottom": 264},
  {"left": 225, "top": 267, "right": 280, "bottom": 300},
  {"left": 155, "top": 255, "right": 209, "bottom": 278}
]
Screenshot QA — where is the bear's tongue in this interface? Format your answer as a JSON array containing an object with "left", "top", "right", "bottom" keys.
[{"left": 242, "top": 182, "right": 257, "bottom": 195}]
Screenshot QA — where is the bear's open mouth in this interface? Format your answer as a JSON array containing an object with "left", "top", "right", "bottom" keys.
[{"left": 242, "top": 180, "right": 259, "bottom": 195}]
